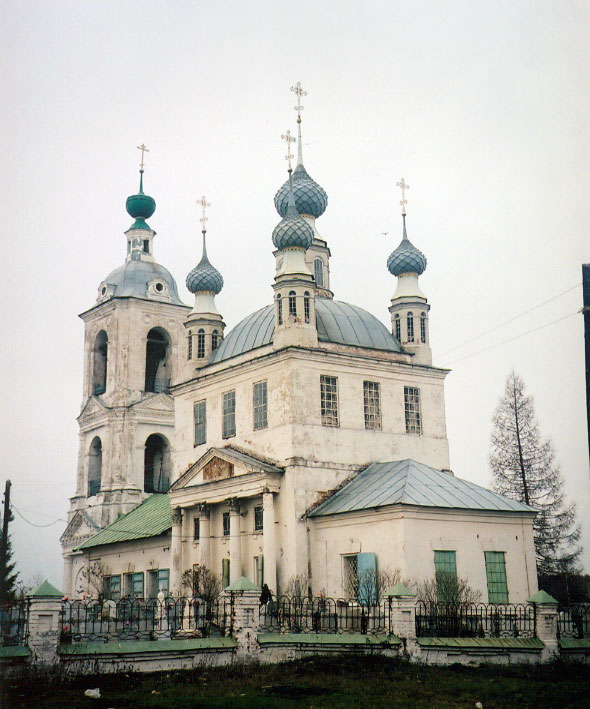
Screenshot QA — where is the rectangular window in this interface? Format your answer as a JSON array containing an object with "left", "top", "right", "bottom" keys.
[
  {"left": 254, "top": 505, "right": 263, "bottom": 532},
  {"left": 222, "top": 558, "right": 230, "bottom": 588},
  {"left": 253, "top": 381, "right": 268, "bottom": 430},
  {"left": 320, "top": 375, "right": 339, "bottom": 427},
  {"left": 434, "top": 550, "right": 457, "bottom": 603},
  {"left": 194, "top": 400, "right": 206, "bottom": 446},
  {"left": 197, "top": 331, "right": 205, "bottom": 359},
  {"left": 222, "top": 390, "right": 236, "bottom": 438},
  {"left": 157, "top": 569, "right": 169, "bottom": 595},
  {"left": 131, "top": 572, "right": 144, "bottom": 598},
  {"left": 404, "top": 386, "right": 421, "bottom": 434},
  {"left": 147, "top": 569, "right": 169, "bottom": 597},
  {"left": 363, "top": 381, "right": 381, "bottom": 430},
  {"left": 420, "top": 314, "right": 427, "bottom": 344},
  {"left": 188, "top": 333, "right": 193, "bottom": 360},
  {"left": 485, "top": 551, "right": 509, "bottom": 603},
  {"left": 194, "top": 517, "right": 200, "bottom": 541},
  {"left": 223, "top": 511, "right": 230, "bottom": 536},
  {"left": 107, "top": 575, "right": 121, "bottom": 601},
  {"left": 343, "top": 555, "right": 359, "bottom": 600}
]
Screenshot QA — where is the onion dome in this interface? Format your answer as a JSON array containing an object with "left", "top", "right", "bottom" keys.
[
  {"left": 387, "top": 215, "right": 427, "bottom": 276},
  {"left": 186, "top": 232, "right": 224, "bottom": 294},
  {"left": 272, "top": 180, "right": 314, "bottom": 250},
  {"left": 274, "top": 163, "right": 328, "bottom": 218},
  {"left": 125, "top": 171, "right": 156, "bottom": 230}
]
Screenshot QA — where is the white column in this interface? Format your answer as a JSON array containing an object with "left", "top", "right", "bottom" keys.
[
  {"left": 170, "top": 507, "right": 183, "bottom": 596},
  {"left": 63, "top": 555, "right": 74, "bottom": 598},
  {"left": 198, "top": 503, "right": 211, "bottom": 569},
  {"left": 263, "top": 489, "right": 277, "bottom": 594},
  {"left": 228, "top": 498, "right": 242, "bottom": 583}
]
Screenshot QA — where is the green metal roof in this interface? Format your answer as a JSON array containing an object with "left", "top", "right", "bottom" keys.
[
  {"left": 225, "top": 576, "right": 261, "bottom": 592},
  {"left": 416, "top": 637, "right": 543, "bottom": 651},
  {"left": 30, "top": 580, "right": 63, "bottom": 597},
  {"left": 75, "top": 494, "right": 171, "bottom": 550},
  {"left": 527, "top": 589, "right": 558, "bottom": 604},
  {"left": 257, "top": 633, "right": 400, "bottom": 646}
]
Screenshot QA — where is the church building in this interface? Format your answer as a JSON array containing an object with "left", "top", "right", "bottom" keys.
[{"left": 61, "top": 86, "right": 538, "bottom": 604}]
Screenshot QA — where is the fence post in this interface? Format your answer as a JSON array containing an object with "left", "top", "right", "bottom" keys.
[
  {"left": 27, "top": 580, "right": 63, "bottom": 667},
  {"left": 385, "top": 583, "right": 419, "bottom": 659},
  {"left": 528, "top": 589, "right": 559, "bottom": 661},
  {"left": 224, "top": 576, "right": 261, "bottom": 659}
]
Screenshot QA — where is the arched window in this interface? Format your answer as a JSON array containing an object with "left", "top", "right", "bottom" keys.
[
  {"left": 88, "top": 436, "right": 102, "bottom": 496},
  {"left": 212, "top": 330, "right": 219, "bottom": 350},
  {"left": 407, "top": 312, "right": 414, "bottom": 343},
  {"left": 92, "top": 331, "right": 108, "bottom": 395},
  {"left": 314, "top": 258, "right": 324, "bottom": 287},
  {"left": 304, "top": 291, "right": 310, "bottom": 323},
  {"left": 394, "top": 314, "right": 401, "bottom": 342},
  {"left": 145, "top": 328, "right": 170, "bottom": 393},
  {"left": 144, "top": 434, "right": 170, "bottom": 493},
  {"left": 289, "top": 290, "right": 297, "bottom": 317},
  {"left": 187, "top": 330, "right": 193, "bottom": 360},
  {"left": 197, "top": 329, "right": 205, "bottom": 359},
  {"left": 277, "top": 294, "right": 283, "bottom": 325},
  {"left": 420, "top": 313, "right": 427, "bottom": 344}
]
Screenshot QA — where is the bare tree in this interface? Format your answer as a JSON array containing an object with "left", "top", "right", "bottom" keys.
[
  {"left": 181, "top": 564, "right": 222, "bottom": 603},
  {"left": 283, "top": 574, "right": 310, "bottom": 599},
  {"left": 357, "top": 567, "right": 412, "bottom": 603},
  {"left": 78, "top": 561, "right": 108, "bottom": 600},
  {"left": 416, "top": 575, "right": 482, "bottom": 605},
  {"left": 490, "top": 372, "right": 582, "bottom": 574}
]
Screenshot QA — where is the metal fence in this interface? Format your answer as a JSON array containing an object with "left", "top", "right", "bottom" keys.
[
  {"left": 0, "top": 600, "right": 30, "bottom": 647},
  {"left": 60, "top": 597, "right": 233, "bottom": 643},
  {"left": 558, "top": 604, "right": 590, "bottom": 639},
  {"left": 415, "top": 602, "right": 536, "bottom": 639},
  {"left": 259, "top": 595, "right": 389, "bottom": 635}
]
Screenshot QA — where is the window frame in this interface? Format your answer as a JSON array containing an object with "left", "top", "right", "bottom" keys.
[
  {"left": 288, "top": 290, "right": 297, "bottom": 317},
  {"left": 404, "top": 385, "right": 422, "bottom": 434},
  {"left": 253, "top": 380, "right": 268, "bottom": 431},
  {"left": 484, "top": 551, "right": 509, "bottom": 603},
  {"left": 222, "top": 511, "right": 230, "bottom": 537},
  {"left": 407, "top": 311, "right": 415, "bottom": 343},
  {"left": 194, "top": 400, "right": 206, "bottom": 447},
  {"left": 254, "top": 505, "right": 264, "bottom": 532},
  {"left": 314, "top": 257, "right": 324, "bottom": 287},
  {"left": 187, "top": 330, "right": 193, "bottom": 360},
  {"left": 197, "top": 329, "right": 206, "bottom": 359},
  {"left": 363, "top": 380, "right": 382, "bottom": 431},
  {"left": 394, "top": 313, "right": 401, "bottom": 341},
  {"left": 222, "top": 390, "right": 236, "bottom": 439},
  {"left": 194, "top": 517, "right": 200, "bottom": 542},
  {"left": 420, "top": 312, "right": 427, "bottom": 344},
  {"left": 320, "top": 375, "right": 339, "bottom": 427}
]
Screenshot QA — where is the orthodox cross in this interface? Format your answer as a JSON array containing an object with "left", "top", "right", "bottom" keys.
[
  {"left": 198, "top": 195, "right": 210, "bottom": 227},
  {"left": 137, "top": 143, "right": 149, "bottom": 170},
  {"left": 397, "top": 178, "right": 409, "bottom": 214},
  {"left": 281, "top": 130, "right": 296, "bottom": 170},
  {"left": 291, "top": 81, "right": 307, "bottom": 123}
]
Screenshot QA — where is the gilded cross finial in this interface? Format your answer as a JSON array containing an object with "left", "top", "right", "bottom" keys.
[
  {"left": 137, "top": 143, "right": 149, "bottom": 170},
  {"left": 291, "top": 81, "right": 307, "bottom": 123},
  {"left": 281, "top": 130, "right": 296, "bottom": 170},
  {"left": 397, "top": 178, "right": 409, "bottom": 215},
  {"left": 197, "top": 195, "right": 211, "bottom": 229}
]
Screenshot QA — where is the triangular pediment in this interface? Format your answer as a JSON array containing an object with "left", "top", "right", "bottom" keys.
[
  {"left": 78, "top": 396, "right": 106, "bottom": 421},
  {"left": 131, "top": 393, "right": 174, "bottom": 413},
  {"left": 170, "top": 447, "right": 283, "bottom": 491},
  {"left": 60, "top": 510, "right": 101, "bottom": 548}
]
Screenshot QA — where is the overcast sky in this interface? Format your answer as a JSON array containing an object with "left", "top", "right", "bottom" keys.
[{"left": 2, "top": 0, "right": 589, "bottom": 587}]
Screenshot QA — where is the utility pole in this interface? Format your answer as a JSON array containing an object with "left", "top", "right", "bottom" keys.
[
  {"left": 1, "top": 479, "right": 10, "bottom": 552},
  {"left": 583, "top": 265, "right": 590, "bottom": 469}
]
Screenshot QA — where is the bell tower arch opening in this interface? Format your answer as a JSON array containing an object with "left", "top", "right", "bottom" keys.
[
  {"left": 92, "top": 331, "right": 108, "bottom": 395},
  {"left": 88, "top": 436, "right": 102, "bottom": 496},
  {"left": 145, "top": 328, "right": 171, "bottom": 393},
  {"left": 144, "top": 433, "right": 170, "bottom": 493}
]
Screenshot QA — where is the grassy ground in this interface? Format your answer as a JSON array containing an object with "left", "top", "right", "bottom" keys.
[{"left": 2, "top": 655, "right": 589, "bottom": 708}]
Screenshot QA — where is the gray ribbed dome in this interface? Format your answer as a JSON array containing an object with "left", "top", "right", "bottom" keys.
[
  {"left": 387, "top": 217, "right": 427, "bottom": 276},
  {"left": 272, "top": 180, "right": 314, "bottom": 250},
  {"left": 210, "top": 297, "right": 402, "bottom": 363},
  {"left": 274, "top": 164, "right": 328, "bottom": 219},
  {"left": 186, "top": 233, "right": 224, "bottom": 295},
  {"left": 102, "top": 260, "right": 184, "bottom": 304}
]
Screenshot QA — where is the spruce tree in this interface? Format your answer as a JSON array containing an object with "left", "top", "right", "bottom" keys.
[
  {"left": 0, "top": 509, "right": 18, "bottom": 604},
  {"left": 490, "top": 372, "right": 582, "bottom": 574}
]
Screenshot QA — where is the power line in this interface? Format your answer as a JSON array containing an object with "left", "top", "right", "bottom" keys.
[
  {"left": 441, "top": 311, "right": 579, "bottom": 367},
  {"left": 11, "top": 504, "right": 66, "bottom": 528},
  {"left": 437, "top": 282, "right": 582, "bottom": 358}
]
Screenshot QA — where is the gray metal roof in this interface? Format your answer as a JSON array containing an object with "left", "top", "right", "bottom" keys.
[
  {"left": 210, "top": 297, "right": 401, "bottom": 363},
  {"left": 308, "top": 460, "right": 536, "bottom": 517},
  {"left": 103, "top": 260, "right": 184, "bottom": 305}
]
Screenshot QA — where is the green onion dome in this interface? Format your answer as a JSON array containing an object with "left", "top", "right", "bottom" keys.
[
  {"left": 274, "top": 163, "right": 328, "bottom": 219},
  {"left": 272, "top": 181, "right": 314, "bottom": 250},
  {"left": 387, "top": 216, "right": 427, "bottom": 276},
  {"left": 126, "top": 171, "right": 156, "bottom": 229}
]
